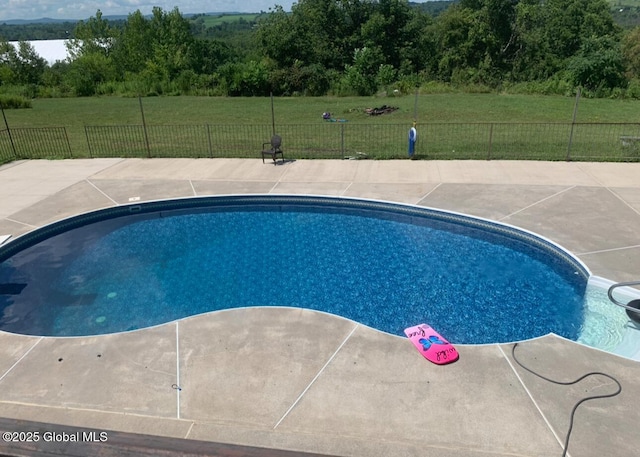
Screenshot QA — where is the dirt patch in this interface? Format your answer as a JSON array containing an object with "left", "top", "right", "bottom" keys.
[{"left": 364, "top": 105, "right": 399, "bottom": 116}]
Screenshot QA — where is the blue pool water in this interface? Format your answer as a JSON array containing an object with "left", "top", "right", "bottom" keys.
[{"left": 0, "top": 196, "right": 588, "bottom": 342}]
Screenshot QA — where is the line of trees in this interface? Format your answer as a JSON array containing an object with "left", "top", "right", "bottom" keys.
[{"left": 2, "top": 0, "right": 640, "bottom": 100}]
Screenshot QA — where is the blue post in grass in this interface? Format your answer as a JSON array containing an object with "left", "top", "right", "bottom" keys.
[{"left": 408, "top": 121, "right": 417, "bottom": 158}]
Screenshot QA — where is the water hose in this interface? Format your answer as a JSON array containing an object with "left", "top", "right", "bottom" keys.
[{"left": 511, "top": 343, "right": 622, "bottom": 457}]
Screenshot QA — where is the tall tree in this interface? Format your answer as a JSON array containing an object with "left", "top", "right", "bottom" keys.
[
  {"left": 149, "top": 7, "right": 195, "bottom": 79},
  {"left": 64, "top": 10, "right": 118, "bottom": 95},
  {"left": 12, "top": 41, "right": 47, "bottom": 85},
  {"left": 255, "top": 6, "right": 307, "bottom": 68},
  {"left": 622, "top": 26, "right": 640, "bottom": 79},
  {"left": 0, "top": 40, "right": 18, "bottom": 85},
  {"left": 513, "top": 0, "right": 621, "bottom": 82},
  {"left": 190, "top": 39, "right": 234, "bottom": 75},
  {"left": 110, "top": 10, "right": 154, "bottom": 76},
  {"left": 361, "top": 0, "right": 415, "bottom": 70},
  {"left": 257, "top": 0, "right": 375, "bottom": 71},
  {"left": 66, "top": 9, "right": 117, "bottom": 59},
  {"left": 566, "top": 36, "right": 626, "bottom": 90},
  {"left": 435, "top": 0, "right": 518, "bottom": 83},
  {"left": 399, "top": 7, "right": 436, "bottom": 76},
  {"left": 433, "top": 5, "right": 480, "bottom": 81},
  {"left": 0, "top": 40, "right": 47, "bottom": 86}
]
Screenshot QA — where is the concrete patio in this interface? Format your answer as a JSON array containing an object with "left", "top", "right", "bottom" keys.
[{"left": 0, "top": 158, "right": 639, "bottom": 456}]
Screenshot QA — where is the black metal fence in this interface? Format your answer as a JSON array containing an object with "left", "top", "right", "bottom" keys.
[
  {"left": 2, "top": 122, "right": 640, "bottom": 163},
  {"left": 0, "top": 126, "right": 72, "bottom": 160}
]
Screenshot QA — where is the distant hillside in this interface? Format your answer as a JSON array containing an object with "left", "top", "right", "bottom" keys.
[
  {"left": 410, "top": 0, "right": 456, "bottom": 16},
  {"left": 1, "top": 11, "right": 247, "bottom": 25},
  {"left": 610, "top": 4, "right": 640, "bottom": 28},
  {"left": 1, "top": 17, "right": 70, "bottom": 25},
  {"left": 0, "top": 21, "right": 78, "bottom": 40},
  {"left": 610, "top": 0, "right": 640, "bottom": 6},
  {"left": 0, "top": 11, "right": 250, "bottom": 41}
]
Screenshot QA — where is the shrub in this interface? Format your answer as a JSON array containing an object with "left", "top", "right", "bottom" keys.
[
  {"left": 37, "top": 86, "right": 70, "bottom": 98},
  {"left": 0, "top": 94, "right": 32, "bottom": 109},
  {"left": 64, "top": 53, "right": 117, "bottom": 97},
  {"left": 626, "top": 78, "right": 640, "bottom": 99},
  {"left": 395, "top": 75, "right": 422, "bottom": 94},
  {"left": 96, "top": 80, "right": 121, "bottom": 95},
  {"left": 0, "top": 84, "right": 38, "bottom": 99},
  {"left": 216, "top": 60, "right": 271, "bottom": 96},
  {"left": 501, "top": 78, "right": 573, "bottom": 96},
  {"left": 175, "top": 69, "right": 197, "bottom": 94},
  {"left": 420, "top": 80, "right": 464, "bottom": 94},
  {"left": 566, "top": 36, "right": 626, "bottom": 92}
]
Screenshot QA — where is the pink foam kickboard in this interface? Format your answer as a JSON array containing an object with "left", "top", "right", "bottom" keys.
[{"left": 404, "top": 323, "right": 459, "bottom": 365}]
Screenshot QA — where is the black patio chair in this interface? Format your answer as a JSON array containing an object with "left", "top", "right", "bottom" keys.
[{"left": 262, "top": 135, "right": 284, "bottom": 164}]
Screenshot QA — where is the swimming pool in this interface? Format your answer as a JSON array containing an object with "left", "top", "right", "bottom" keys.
[{"left": 0, "top": 195, "right": 589, "bottom": 342}]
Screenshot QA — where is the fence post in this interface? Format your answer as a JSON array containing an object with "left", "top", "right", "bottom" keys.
[
  {"left": 487, "top": 123, "right": 494, "bottom": 160},
  {"left": 0, "top": 102, "right": 17, "bottom": 158},
  {"left": 566, "top": 87, "right": 581, "bottom": 161},
  {"left": 63, "top": 127, "right": 73, "bottom": 158},
  {"left": 206, "top": 124, "right": 213, "bottom": 158},
  {"left": 270, "top": 92, "right": 276, "bottom": 136},
  {"left": 139, "top": 96, "right": 151, "bottom": 158},
  {"left": 341, "top": 123, "right": 345, "bottom": 159},
  {"left": 84, "top": 126, "right": 94, "bottom": 158}
]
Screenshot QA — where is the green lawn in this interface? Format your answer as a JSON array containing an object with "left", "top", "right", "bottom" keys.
[
  {"left": 3, "top": 93, "right": 640, "bottom": 127},
  {"left": 1, "top": 94, "right": 640, "bottom": 162}
]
